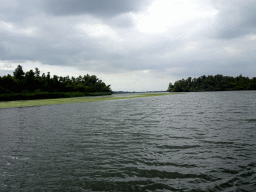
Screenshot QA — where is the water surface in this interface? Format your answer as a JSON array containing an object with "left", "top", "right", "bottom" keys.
[{"left": 0, "top": 91, "right": 256, "bottom": 191}]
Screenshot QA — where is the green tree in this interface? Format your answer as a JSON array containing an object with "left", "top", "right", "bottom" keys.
[
  {"left": 35, "top": 67, "right": 40, "bottom": 80},
  {"left": 13, "top": 65, "right": 25, "bottom": 80},
  {"left": 167, "top": 83, "right": 174, "bottom": 92},
  {"left": 24, "top": 70, "right": 36, "bottom": 91}
]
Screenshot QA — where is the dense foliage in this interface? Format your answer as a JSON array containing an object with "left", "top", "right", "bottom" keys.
[
  {"left": 0, "top": 65, "right": 112, "bottom": 101},
  {"left": 168, "top": 74, "right": 256, "bottom": 92}
]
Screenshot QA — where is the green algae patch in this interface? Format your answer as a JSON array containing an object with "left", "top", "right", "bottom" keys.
[{"left": 0, "top": 93, "right": 180, "bottom": 109}]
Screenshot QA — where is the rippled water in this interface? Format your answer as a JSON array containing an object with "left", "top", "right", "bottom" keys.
[{"left": 0, "top": 91, "right": 256, "bottom": 191}]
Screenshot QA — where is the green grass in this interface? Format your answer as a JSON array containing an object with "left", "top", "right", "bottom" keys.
[
  {"left": 0, "top": 91, "right": 112, "bottom": 101},
  {"left": 0, "top": 93, "right": 180, "bottom": 109}
]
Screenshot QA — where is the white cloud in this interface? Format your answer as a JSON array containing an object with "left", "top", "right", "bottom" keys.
[
  {"left": 77, "top": 23, "right": 118, "bottom": 39},
  {"left": 249, "top": 34, "right": 256, "bottom": 41},
  {"left": 134, "top": 0, "right": 218, "bottom": 33},
  {"left": 0, "top": 21, "right": 37, "bottom": 36}
]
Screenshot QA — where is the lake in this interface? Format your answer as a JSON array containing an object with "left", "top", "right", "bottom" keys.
[{"left": 0, "top": 91, "right": 255, "bottom": 191}]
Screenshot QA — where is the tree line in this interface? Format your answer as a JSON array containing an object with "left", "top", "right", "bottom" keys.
[
  {"left": 0, "top": 65, "right": 112, "bottom": 101},
  {"left": 168, "top": 74, "right": 256, "bottom": 92}
]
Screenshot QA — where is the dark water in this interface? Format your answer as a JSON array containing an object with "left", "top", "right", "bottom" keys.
[{"left": 0, "top": 91, "right": 256, "bottom": 192}]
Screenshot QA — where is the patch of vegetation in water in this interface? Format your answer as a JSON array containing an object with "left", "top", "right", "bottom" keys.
[
  {"left": 0, "top": 93, "right": 180, "bottom": 109},
  {"left": 0, "top": 92, "right": 112, "bottom": 101}
]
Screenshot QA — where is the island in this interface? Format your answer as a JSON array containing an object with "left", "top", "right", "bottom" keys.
[
  {"left": 0, "top": 65, "right": 112, "bottom": 101},
  {"left": 168, "top": 74, "right": 256, "bottom": 92}
]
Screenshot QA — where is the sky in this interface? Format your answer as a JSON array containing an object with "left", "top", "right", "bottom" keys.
[{"left": 1, "top": 0, "right": 256, "bottom": 91}]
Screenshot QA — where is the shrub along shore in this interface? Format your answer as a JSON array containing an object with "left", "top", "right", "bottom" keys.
[{"left": 0, "top": 93, "right": 179, "bottom": 109}]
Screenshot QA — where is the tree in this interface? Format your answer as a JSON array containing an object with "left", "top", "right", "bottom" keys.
[
  {"left": 1, "top": 65, "right": 112, "bottom": 97},
  {"left": 90, "top": 75, "right": 98, "bottom": 84},
  {"left": 0, "top": 74, "right": 17, "bottom": 93},
  {"left": 168, "top": 74, "right": 256, "bottom": 92},
  {"left": 35, "top": 67, "right": 40, "bottom": 80},
  {"left": 13, "top": 65, "right": 25, "bottom": 80},
  {"left": 24, "top": 70, "right": 36, "bottom": 91},
  {"left": 47, "top": 72, "right": 50, "bottom": 81},
  {"left": 167, "top": 83, "right": 174, "bottom": 92}
]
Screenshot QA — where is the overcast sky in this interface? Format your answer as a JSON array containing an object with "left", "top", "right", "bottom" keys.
[{"left": 1, "top": 0, "right": 256, "bottom": 91}]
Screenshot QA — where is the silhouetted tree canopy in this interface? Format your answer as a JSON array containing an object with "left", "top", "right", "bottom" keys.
[
  {"left": 168, "top": 74, "right": 256, "bottom": 92},
  {"left": 13, "top": 65, "right": 25, "bottom": 80},
  {"left": 0, "top": 65, "right": 112, "bottom": 96}
]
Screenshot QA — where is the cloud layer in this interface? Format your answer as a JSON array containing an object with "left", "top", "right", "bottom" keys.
[{"left": 1, "top": 0, "right": 256, "bottom": 91}]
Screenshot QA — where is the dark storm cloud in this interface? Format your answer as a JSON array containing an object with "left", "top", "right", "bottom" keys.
[
  {"left": 0, "top": 0, "right": 42, "bottom": 22},
  {"left": 40, "top": 0, "right": 152, "bottom": 18},
  {"left": 211, "top": 0, "right": 256, "bottom": 39},
  {"left": 0, "top": 0, "right": 152, "bottom": 24},
  {"left": 0, "top": 0, "right": 155, "bottom": 72}
]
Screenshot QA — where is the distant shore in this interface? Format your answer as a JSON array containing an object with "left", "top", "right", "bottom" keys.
[{"left": 0, "top": 92, "right": 180, "bottom": 109}]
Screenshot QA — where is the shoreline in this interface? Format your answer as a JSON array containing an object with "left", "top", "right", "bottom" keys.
[{"left": 0, "top": 92, "right": 180, "bottom": 109}]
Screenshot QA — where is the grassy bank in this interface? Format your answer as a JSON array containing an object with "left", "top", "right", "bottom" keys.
[
  {"left": 0, "top": 93, "right": 180, "bottom": 109},
  {"left": 0, "top": 92, "right": 112, "bottom": 101}
]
